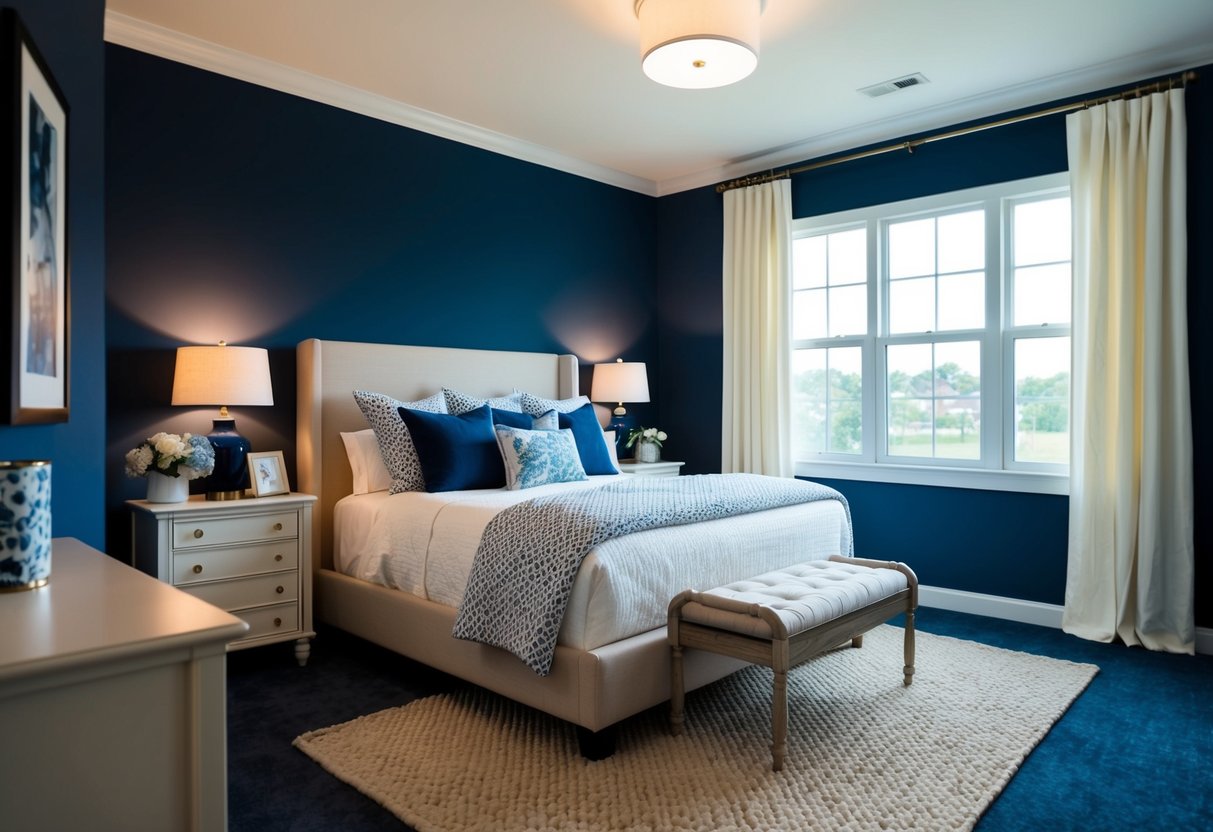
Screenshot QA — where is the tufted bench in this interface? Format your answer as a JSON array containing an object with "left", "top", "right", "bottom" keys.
[{"left": 667, "top": 555, "right": 918, "bottom": 771}]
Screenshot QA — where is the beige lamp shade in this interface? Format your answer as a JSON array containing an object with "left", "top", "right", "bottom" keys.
[
  {"left": 591, "top": 359, "right": 650, "bottom": 405},
  {"left": 171, "top": 343, "right": 274, "bottom": 408},
  {"left": 635, "top": 0, "right": 760, "bottom": 89}
]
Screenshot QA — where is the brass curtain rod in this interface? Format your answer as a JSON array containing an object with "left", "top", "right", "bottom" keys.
[{"left": 715, "top": 70, "right": 1198, "bottom": 193}]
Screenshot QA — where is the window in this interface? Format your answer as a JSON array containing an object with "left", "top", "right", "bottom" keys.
[{"left": 791, "top": 173, "right": 1070, "bottom": 494}]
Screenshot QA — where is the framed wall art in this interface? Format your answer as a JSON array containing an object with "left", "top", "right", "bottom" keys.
[
  {"left": 247, "top": 450, "right": 289, "bottom": 497},
  {"left": 2, "top": 10, "right": 69, "bottom": 424}
]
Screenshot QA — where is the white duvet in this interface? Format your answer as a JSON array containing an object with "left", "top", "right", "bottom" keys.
[{"left": 333, "top": 476, "right": 852, "bottom": 651}]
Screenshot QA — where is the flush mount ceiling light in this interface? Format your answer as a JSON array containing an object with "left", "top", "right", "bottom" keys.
[{"left": 635, "top": 0, "right": 761, "bottom": 90}]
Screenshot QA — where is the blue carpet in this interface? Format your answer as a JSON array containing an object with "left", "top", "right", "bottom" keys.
[{"left": 227, "top": 609, "right": 1213, "bottom": 831}]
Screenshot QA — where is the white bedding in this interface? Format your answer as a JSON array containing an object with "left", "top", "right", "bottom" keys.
[{"left": 333, "top": 477, "right": 852, "bottom": 651}]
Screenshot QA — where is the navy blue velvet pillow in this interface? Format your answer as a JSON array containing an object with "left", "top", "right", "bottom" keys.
[
  {"left": 397, "top": 404, "right": 504, "bottom": 492},
  {"left": 558, "top": 403, "right": 619, "bottom": 476},
  {"left": 492, "top": 407, "right": 558, "bottom": 431}
]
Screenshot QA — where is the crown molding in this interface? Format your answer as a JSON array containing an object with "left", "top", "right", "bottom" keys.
[
  {"left": 104, "top": 11, "right": 1211, "bottom": 200},
  {"left": 657, "top": 41, "right": 1213, "bottom": 196},
  {"left": 103, "top": 11, "right": 658, "bottom": 197}
]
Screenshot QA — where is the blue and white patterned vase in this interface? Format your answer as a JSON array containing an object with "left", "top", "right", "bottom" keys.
[{"left": 0, "top": 460, "right": 52, "bottom": 591}]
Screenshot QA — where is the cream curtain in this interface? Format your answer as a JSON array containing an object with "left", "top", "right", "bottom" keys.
[
  {"left": 722, "top": 180, "right": 793, "bottom": 476},
  {"left": 1063, "top": 89, "right": 1194, "bottom": 654}
]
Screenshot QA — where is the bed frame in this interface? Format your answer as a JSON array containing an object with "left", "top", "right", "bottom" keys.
[{"left": 296, "top": 338, "right": 744, "bottom": 755}]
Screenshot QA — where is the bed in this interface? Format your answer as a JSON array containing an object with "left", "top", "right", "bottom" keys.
[{"left": 296, "top": 338, "right": 851, "bottom": 755}]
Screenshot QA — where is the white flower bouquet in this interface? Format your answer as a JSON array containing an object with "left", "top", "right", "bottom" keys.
[
  {"left": 124, "top": 432, "right": 215, "bottom": 480},
  {"left": 624, "top": 426, "right": 668, "bottom": 449}
]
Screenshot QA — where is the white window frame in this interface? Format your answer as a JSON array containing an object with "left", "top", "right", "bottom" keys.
[{"left": 791, "top": 173, "right": 1070, "bottom": 495}]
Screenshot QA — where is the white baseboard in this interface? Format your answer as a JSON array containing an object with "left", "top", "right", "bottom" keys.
[{"left": 919, "top": 584, "right": 1213, "bottom": 656}]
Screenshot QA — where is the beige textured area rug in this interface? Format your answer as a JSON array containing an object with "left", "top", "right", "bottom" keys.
[{"left": 295, "top": 626, "right": 1097, "bottom": 832}]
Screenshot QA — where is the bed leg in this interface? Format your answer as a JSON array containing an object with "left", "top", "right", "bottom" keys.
[{"left": 576, "top": 725, "right": 617, "bottom": 761}]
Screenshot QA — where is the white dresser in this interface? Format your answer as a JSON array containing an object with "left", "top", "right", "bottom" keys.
[
  {"left": 130, "top": 493, "right": 317, "bottom": 665},
  {"left": 0, "top": 538, "right": 248, "bottom": 832}
]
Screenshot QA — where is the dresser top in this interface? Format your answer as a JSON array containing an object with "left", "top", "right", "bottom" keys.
[
  {"left": 128, "top": 491, "right": 317, "bottom": 516},
  {"left": 0, "top": 538, "right": 248, "bottom": 683}
]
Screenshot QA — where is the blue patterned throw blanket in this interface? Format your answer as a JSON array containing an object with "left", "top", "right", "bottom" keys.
[{"left": 452, "top": 473, "right": 852, "bottom": 675}]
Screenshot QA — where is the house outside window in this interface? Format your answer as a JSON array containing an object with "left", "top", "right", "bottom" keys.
[{"left": 791, "top": 173, "right": 1071, "bottom": 495}]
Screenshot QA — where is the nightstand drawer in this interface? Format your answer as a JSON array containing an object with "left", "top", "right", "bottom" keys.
[
  {"left": 174, "top": 540, "right": 299, "bottom": 585},
  {"left": 239, "top": 602, "right": 300, "bottom": 640},
  {"left": 173, "top": 511, "right": 298, "bottom": 549},
  {"left": 181, "top": 572, "right": 299, "bottom": 611}
]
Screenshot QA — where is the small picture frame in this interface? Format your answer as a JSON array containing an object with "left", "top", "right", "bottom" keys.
[{"left": 247, "top": 450, "right": 289, "bottom": 497}]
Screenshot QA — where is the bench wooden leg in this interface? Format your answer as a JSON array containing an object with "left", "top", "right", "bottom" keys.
[
  {"left": 669, "top": 644, "right": 685, "bottom": 735},
  {"left": 903, "top": 609, "right": 916, "bottom": 686},
  {"left": 772, "top": 667, "right": 787, "bottom": 772},
  {"left": 851, "top": 634, "right": 864, "bottom": 648}
]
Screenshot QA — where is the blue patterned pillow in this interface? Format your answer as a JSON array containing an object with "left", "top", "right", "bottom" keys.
[
  {"left": 518, "top": 391, "right": 590, "bottom": 417},
  {"left": 495, "top": 426, "right": 588, "bottom": 491},
  {"left": 558, "top": 402, "right": 619, "bottom": 475},
  {"left": 444, "top": 388, "right": 524, "bottom": 416},
  {"left": 354, "top": 390, "right": 447, "bottom": 493},
  {"left": 397, "top": 404, "right": 504, "bottom": 492}
]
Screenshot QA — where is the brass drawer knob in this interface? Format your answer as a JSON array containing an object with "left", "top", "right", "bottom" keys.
[
  {"left": 273, "top": 617, "right": 282, "bottom": 627},
  {"left": 273, "top": 522, "right": 283, "bottom": 532},
  {"left": 193, "top": 564, "right": 203, "bottom": 574},
  {"left": 274, "top": 554, "right": 283, "bottom": 562},
  {"left": 193, "top": 529, "right": 204, "bottom": 539},
  {"left": 276, "top": 585, "right": 285, "bottom": 594}
]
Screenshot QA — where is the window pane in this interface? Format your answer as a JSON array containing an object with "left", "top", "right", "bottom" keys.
[
  {"left": 886, "top": 344, "right": 932, "bottom": 457},
  {"left": 1014, "top": 198, "right": 1071, "bottom": 266},
  {"left": 792, "top": 349, "right": 827, "bottom": 456},
  {"left": 937, "top": 272, "right": 984, "bottom": 331},
  {"left": 888, "top": 218, "right": 935, "bottom": 278},
  {"left": 1014, "top": 263, "right": 1071, "bottom": 326},
  {"left": 1015, "top": 337, "right": 1070, "bottom": 463},
  {"left": 792, "top": 288, "right": 827, "bottom": 340},
  {"left": 828, "top": 228, "right": 866, "bottom": 285},
  {"left": 792, "top": 235, "right": 827, "bottom": 289},
  {"left": 937, "top": 210, "right": 984, "bottom": 274},
  {"left": 934, "top": 341, "right": 981, "bottom": 460},
  {"left": 828, "top": 284, "right": 867, "bottom": 337},
  {"left": 828, "top": 347, "right": 863, "bottom": 454},
  {"left": 889, "top": 277, "right": 934, "bottom": 334}
]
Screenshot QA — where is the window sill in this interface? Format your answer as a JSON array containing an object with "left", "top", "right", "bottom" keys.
[{"left": 794, "top": 460, "right": 1069, "bottom": 496}]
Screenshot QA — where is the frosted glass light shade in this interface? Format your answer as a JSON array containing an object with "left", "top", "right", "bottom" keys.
[
  {"left": 171, "top": 344, "right": 274, "bottom": 407},
  {"left": 635, "top": 0, "right": 760, "bottom": 89},
  {"left": 591, "top": 360, "right": 650, "bottom": 405}
]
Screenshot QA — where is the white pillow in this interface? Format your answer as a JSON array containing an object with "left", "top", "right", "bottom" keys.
[
  {"left": 518, "top": 391, "right": 591, "bottom": 417},
  {"left": 603, "top": 430, "right": 620, "bottom": 469},
  {"left": 340, "top": 429, "right": 393, "bottom": 494}
]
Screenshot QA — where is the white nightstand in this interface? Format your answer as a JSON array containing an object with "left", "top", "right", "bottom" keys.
[
  {"left": 617, "top": 459, "right": 685, "bottom": 477},
  {"left": 129, "top": 492, "right": 317, "bottom": 665}
]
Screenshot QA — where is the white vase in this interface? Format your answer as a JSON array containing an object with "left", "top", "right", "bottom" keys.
[
  {"left": 636, "top": 441, "right": 661, "bottom": 463},
  {"left": 146, "top": 471, "right": 188, "bottom": 503}
]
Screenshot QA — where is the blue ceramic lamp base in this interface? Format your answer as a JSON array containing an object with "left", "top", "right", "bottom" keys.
[{"left": 204, "top": 418, "right": 251, "bottom": 500}]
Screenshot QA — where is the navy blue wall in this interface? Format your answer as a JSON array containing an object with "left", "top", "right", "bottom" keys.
[
  {"left": 657, "top": 71, "right": 1211, "bottom": 625},
  {"left": 0, "top": 0, "right": 106, "bottom": 548},
  {"left": 105, "top": 47, "right": 658, "bottom": 557}
]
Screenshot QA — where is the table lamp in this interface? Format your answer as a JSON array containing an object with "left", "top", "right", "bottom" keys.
[
  {"left": 171, "top": 341, "right": 274, "bottom": 500},
  {"left": 591, "top": 359, "right": 650, "bottom": 440}
]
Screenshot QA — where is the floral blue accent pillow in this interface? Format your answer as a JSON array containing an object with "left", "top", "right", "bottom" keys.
[
  {"left": 354, "top": 389, "right": 447, "bottom": 494},
  {"left": 494, "top": 426, "right": 588, "bottom": 491},
  {"left": 444, "top": 388, "right": 524, "bottom": 416}
]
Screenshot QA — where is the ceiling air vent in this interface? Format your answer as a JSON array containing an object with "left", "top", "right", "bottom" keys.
[{"left": 858, "top": 73, "right": 930, "bottom": 98}]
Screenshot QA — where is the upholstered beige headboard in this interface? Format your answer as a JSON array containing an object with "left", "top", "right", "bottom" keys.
[{"left": 296, "top": 338, "right": 578, "bottom": 572}]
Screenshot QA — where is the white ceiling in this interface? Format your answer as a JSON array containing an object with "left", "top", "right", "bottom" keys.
[{"left": 104, "top": 0, "right": 1213, "bottom": 196}]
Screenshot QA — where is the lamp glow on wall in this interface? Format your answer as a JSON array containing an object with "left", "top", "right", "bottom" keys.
[
  {"left": 634, "top": 0, "right": 761, "bottom": 90},
  {"left": 591, "top": 359, "right": 650, "bottom": 440},
  {"left": 171, "top": 341, "right": 274, "bottom": 500}
]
